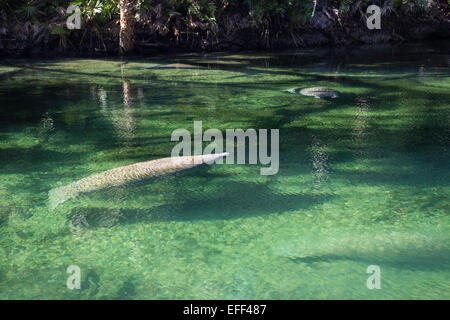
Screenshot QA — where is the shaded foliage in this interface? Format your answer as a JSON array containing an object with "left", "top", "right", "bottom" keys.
[{"left": 0, "top": 0, "right": 448, "bottom": 55}]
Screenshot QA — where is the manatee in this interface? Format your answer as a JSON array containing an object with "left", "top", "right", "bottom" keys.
[
  {"left": 145, "top": 63, "right": 202, "bottom": 69},
  {"left": 284, "top": 87, "right": 340, "bottom": 99},
  {"left": 275, "top": 232, "right": 450, "bottom": 270},
  {"left": 48, "top": 153, "right": 229, "bottom": 210}
]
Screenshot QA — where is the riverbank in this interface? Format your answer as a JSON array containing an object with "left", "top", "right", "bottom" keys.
[{"left": 0, "top": 1, "right": 449, "bottom": 57}]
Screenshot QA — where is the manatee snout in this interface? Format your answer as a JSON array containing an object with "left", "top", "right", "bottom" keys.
[{"left": 203, "top": 152, "right": 230, "bottom": 164}]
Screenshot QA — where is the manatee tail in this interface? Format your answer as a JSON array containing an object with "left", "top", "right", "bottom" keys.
[{"left": 48, "top": 184, "right": 78, "bottom": 210}]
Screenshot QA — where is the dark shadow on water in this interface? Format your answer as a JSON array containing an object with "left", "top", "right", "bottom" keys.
[
  {"left": 287, "top": 251, "right": 450, "bottom": 272},
  {"left": 7, "top": 58, "right": 450, "bottom": 102},
  {"left": 334, "top": 168, "right": 449, "bottom": 187},
  {"left": 113, "top": 279, "right": 137, "bottom": 300},
  {"left": 0, "top": 145, "right": 85, "bottom": 174},
  {"left": 66, "top": 178, "right": 335, "bottom": 228}
]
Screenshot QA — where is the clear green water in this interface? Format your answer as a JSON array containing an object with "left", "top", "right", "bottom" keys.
[{"left": 0, "top": 43, "right": 449, "bottom": 299}]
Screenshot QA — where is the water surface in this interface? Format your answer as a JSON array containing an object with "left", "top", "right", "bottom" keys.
[{"left": 0, "top": 43, "right": 449, "bottom": 299}]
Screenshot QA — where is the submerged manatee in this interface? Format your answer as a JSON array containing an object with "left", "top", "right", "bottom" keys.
[
  {"left": 275, "top": 232, "right": 450, "bottom": 269},
  {"left": 49, "top": 153, "right": 229, "bottom": 210},
  {"left": 145, "top": 63, "right": 203, "bottom": 69},
  {"left": 284, "top": 87, "right": 340, "bottom": 99}
]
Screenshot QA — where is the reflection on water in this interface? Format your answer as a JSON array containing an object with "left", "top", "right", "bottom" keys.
[
  {"left": 309, "top": 136, "right": 329, "bottom": 191},
  {"left": 0, "top": 43, "right": 449, "bottom": 299},
  {"left": 94, "top": 80, "right": 136, "bottom": 142},
  {"left": 38, "top": 112, "right": 55, "bottom": 143},
  {"left": 419, "top": 64, "right": 425, "bottom": 77},
  {"left": 120, "top": 79, "right": 135, "bottom": 138}
]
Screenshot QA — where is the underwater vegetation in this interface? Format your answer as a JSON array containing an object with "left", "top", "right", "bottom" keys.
[{"left": 0, "top": 43, "right": 449, "bottom": 299}]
